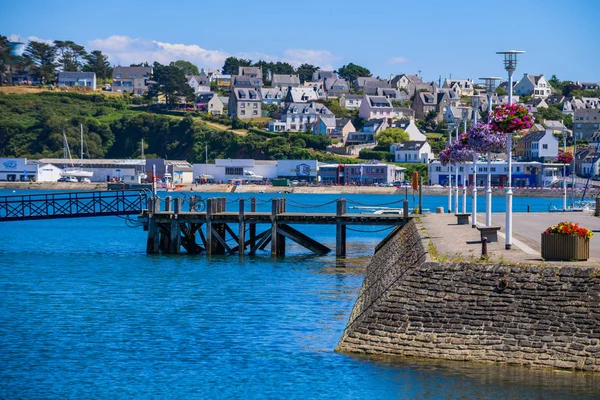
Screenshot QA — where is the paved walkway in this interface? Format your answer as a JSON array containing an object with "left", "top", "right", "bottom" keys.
[{"left": 419, "top": 212, "right": 600, "bottom": 265}]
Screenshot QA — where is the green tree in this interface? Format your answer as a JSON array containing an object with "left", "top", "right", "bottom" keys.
[
  {"left": 296, "top": 63, "right": 318, "bottom": 83},
  {"left": 222, "top": 57, "right": 251, "bottom": 75},
  {"left": 534, "top": 105, "right": 563, "bottom": 121},
  {"left": 495, "top": 86, "right": 508, "bottom": 96},
  {"left": 54, "top": 40, "right": 87, "bottom": 71},
  {"left": 336, "top": 63, "right": 371, "bottom": 82},
  {"left": 147, "top": 62, "right": 195, "bottom": 107},
  {"left": 563, "top": 113, "right": 573, "bottom": 129},
  {"left": 0, "top": 35, "right": 12, "bottom": 84},
  {"left": 23, "top": 40, "right": 57, "bottom": 84},
  {"left": 375, "top": 128, "right": 409, "bottom": 149},
  {"left": 130, "top": 62, "right": 150, "bottom": 67},
  {"left": 171, "top": 60, "right": 200, "bottom": 76},
  {"left": 83, "top": 50, "right": 113, "bottom": 80}
]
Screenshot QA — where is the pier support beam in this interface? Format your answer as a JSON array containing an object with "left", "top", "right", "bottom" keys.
[
  {"left": 336, "top": 198, "right": 347, "bottom": 257},
  {"left": 206, "top": 198, "right": 213, "bottom": 255},
  {"left": 169, "top": 197, "right": 182, "bottom": 254},
  {"left": 238, "top": 198, "right": 245, "bottom": 256},
  {"left": 270, "top": 198, "right": 285, "bottom": 257},
  {"left": 250, "top": 196, "right": 257, "bottom": 248}
]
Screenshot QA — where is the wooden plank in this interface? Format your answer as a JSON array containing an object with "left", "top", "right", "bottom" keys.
[
  {"left": 248, "top": 230, "right": 271, "bottom": 255},
  {"left": 211, "top": 226, "right": 234, "bottom": 255},
  {"left": 276, "top": 224, "right": 330, "bottom": 256}
]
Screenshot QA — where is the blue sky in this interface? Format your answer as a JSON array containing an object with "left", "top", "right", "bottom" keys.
[{"left": 2, "top": 0, "right": 599, "bottom": 82}]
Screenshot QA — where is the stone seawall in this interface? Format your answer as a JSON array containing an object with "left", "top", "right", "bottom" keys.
[{"left": 337, "top": 220, "right": 600, "bottom": 372}]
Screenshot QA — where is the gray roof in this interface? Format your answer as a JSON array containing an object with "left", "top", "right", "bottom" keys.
[
  {"left": 519, "top": 131, "right": 547, "bottom": 143},
  {"left": 196, "top": 93, "right": 215, "bottom": 103},
  {"left": 367, "top": 95, "right": 392, "bottom": 108},
  {"left": 283, "top": 102, "right": 332, "bottom": 115},
  {"left": 313, "top": 70, "right": 336, "bottom": 80},
  {"left": 325, "top": 78, "right": 349, "bottom": 91},
  {"left": 395, "top": 141, "right": 427, "bottom": 150},
  {"left": 272, "top": 74, "right": 300, "bottom": 86},
  {"left": 233, "top": 88, "right": 260, "bottom": 101},
  {"left": 113, "top": 66, "right": 152, "bottom": 78},
  {"left": 336, "top": 118, "right": 351, "bottom": 128},
  {"left": 58, "top": 71, "right": 95, "bottom": 79},
  {"left": 239, "top": 66, "right": 262, "bottom": 77}
]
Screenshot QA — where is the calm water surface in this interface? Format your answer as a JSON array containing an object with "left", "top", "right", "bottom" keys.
[{"left": 0, "top": 190, "right": 598, "bottom": 399}]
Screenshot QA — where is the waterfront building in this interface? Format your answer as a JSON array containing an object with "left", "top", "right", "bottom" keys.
[
  {"left": 0, "top": 158, "right": 38, "bottom": 181},
  {"left": 391, "top": 141, "right": 432, "bottom": 163}
]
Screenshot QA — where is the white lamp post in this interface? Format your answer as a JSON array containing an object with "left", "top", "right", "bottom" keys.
[
  {"left": 480, "top": 77, "right": 502, "bottom": 226},
  {"left": 496, "top": 50, "right": 525, "bottom": 250},
  {"left": 455, "top": 122, "right": 460, "bottom": 214},
  {"left": 447, "top": 125, "right": 453, "bottom": 213},
  {"left": 563, "top": 131, "right": 567, "bottom": 211},
  {"left": 471, "top": 98, "right": 478, "bottom": 227}
]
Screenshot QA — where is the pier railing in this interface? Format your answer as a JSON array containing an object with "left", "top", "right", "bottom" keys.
[{"left": 0, "top": 190, "right": 148, "bottom": 222}]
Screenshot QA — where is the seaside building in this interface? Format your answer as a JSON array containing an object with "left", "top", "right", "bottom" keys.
[
  {"left": 111, "top": 66, "right": 153, "bottom": 95},
  {"left": 0, "top": 158, "right": 38, "bottom": 181},
  {"left": 57, "top": 72, "right": 97, "bottom": 90}
]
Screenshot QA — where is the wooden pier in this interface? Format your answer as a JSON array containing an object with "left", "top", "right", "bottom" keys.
[{"left": 142, "top": 196, "right": 411, "bottom": 257}]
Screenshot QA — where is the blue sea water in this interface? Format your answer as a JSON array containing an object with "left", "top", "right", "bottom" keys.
[{"left": 0, "top": 189, "right": 598, "bottom": 399}]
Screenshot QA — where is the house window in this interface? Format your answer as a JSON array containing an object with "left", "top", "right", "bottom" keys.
[
  {"left": 490, "top": 167, "right": 496, "bottom": 172},
  {"left": 253, "top": 103, "right": 258, "bottom": 109},
  {"left": 241, "top": 110, "right": 246, "bottom": 115},
  {"left": 253, "top": 110, "right": 258, "bottom": 115},
  {"left": 542, "top": 144, "right": 548, "bottom": 149},
  {"left": 516, "top": 167, "right": 521, "bottom": 172},
  {"left": 225, "top": 167, "right": 244, "bottom": 175},
  {"left": 435, "top": 167, "right": 441, "bottom": 172},
  {"left": 241, "top": 103, "right": 245, "bottom": 108}
]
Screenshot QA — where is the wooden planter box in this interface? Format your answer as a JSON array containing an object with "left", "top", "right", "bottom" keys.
[{"left": 541, "top": 233, "right": 590, "bottom": 261}]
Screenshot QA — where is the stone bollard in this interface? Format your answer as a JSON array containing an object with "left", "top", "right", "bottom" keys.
[
  {"left": 481, "top": 237, "right": 488, "bottom": 258},
  {"left": 436, "top": 207, "right": 444, "bottom": 214}
]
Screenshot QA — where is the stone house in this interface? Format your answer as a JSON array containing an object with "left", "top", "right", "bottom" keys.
[
  {"left": 411, "top": 89, "right": 460, "bottom": 120},
  {"left": 228, "top": 88, "right": 262, "bottom": 119},
  {"left": 390, "top": 74, "right": 421, "bottom": 90},
  {"left": 324, "top": 78, "right": 349, "bottom": 98},
  {"left": 573, "top": 108, "right": 600, "bottom": 140},
  {"left": 442, "top": 78, "right": 475, "bottom": 96}
]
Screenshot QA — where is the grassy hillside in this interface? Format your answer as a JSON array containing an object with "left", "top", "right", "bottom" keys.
[{"left": 0, "top": 92, "right": 356, "bottom": 163}]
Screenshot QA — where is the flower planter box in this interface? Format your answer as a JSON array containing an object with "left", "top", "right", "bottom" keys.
[{"left": 541, "top": 233, "right": 589, "bottom": 261}]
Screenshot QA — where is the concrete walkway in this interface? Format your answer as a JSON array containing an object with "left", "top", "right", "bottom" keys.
[{"left": 419, "top": 212, "right": 599, "bottom": 265}]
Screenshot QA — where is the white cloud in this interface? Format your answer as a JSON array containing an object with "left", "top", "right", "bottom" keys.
[
  {"left": 86, "top": 35, "right": 340, "bottom": 71},
  {"left": 388, "top": 56, "right": 409, "bottom": 64},
  {"left": 27, "top": 35, "right": 54, "bottom": 45},
  {"left": 282, "top": 49, "right": 340, "bottom": 70}
]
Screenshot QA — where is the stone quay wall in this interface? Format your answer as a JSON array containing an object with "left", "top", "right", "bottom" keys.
[{"left": 337, "top": 220, "right": 600, "bottom": 372}]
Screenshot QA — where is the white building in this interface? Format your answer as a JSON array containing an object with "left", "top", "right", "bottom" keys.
[
  {"left": 391, "top": 141, "right": 432, "bottom": 163},
  {"left": 58, "top": 72, "right": 97, "bottom": 90},
  {"left": 0, "top": 158, "right": 38, "bottom": 181},
  {"left": 514, "top": 73, "right": 553, "bottom": 99}
]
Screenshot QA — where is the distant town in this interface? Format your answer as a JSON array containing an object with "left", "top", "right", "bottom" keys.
[{"left": 1, "top": 35, "right": 599, "bottom": 188}]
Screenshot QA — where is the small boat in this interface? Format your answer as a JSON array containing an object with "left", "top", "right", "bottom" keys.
[{"left": 548, "top": 200, "right": 594, "bottom": 212}]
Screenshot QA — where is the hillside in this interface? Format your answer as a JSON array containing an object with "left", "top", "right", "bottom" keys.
[{"left": 0, "top": 92, "right": 359, "bottom": 164}]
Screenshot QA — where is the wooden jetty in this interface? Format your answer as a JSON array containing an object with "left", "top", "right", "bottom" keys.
[{"left": 141, "top": 196, "right": 411, "bottom": 257}]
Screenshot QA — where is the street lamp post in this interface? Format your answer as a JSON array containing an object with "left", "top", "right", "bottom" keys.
[
  {"left": 447, "top": 125, "right": 453, "bottom": 213},
  {"left": 471, "top": 98, "right": 478, "bottom": 227},
  {"left": 496, "top": 50, "right": 525, "bottom": 250},
  {"left": 563, "top": 131, "right": 567, "bottom": 211},
  {"left": 480, "top": 77, "right": 502, "bottom": 227},
  {"left": 455, "top": 122, "right": 460, "bottom": 214}
]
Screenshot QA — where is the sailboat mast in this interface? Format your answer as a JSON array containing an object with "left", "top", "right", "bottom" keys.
[{"left": 80, "top": 124, "right": 84, "bottom": 166}]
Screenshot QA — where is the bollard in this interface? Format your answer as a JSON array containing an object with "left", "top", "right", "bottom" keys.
[
  {"left": 481, "top": 237, "right": 488, "bottom": 258},
  {"left": 436, "top": 207, "right": 444, "bottom": 214},
  {"left": 403, "top": 199, "right": 409, "bottom": 218},
  {"left": 527, "top": 204, "right": 531, "bottom": 213}
]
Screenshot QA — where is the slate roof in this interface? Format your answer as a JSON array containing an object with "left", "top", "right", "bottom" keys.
[
  {"left": 196, "top": 92, "right": 215, "bottom": 103},
  {"left": 58, "top": 71, "right": 95, "bottom": 79},
  {"left": 394, "top": 141, "right": 427, "bottom": 151},
  {"left": 336, "top": 118, "right": 351, "bottom": 129},
  {"left": 282, "top": 102, "right": 332, "bottom": 115},
  {"left": 233, "top": 88, "right": 261, "bottom": 101},
  {"left": 366, "top": 95, "right": 392, "bottom": 108},
  {"left": 112, "top": 66, "right": 152, "bottom": 78},
  {"left": 272, "top": 74, "right": 300, "bottom": 86}
]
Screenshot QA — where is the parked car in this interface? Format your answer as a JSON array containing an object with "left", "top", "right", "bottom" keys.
[
  {"left": 58, "top": 176, "right": 77, "bottom": 183},
  {"left": 81, "top": 178, "right": 91, "bottom": 183}
]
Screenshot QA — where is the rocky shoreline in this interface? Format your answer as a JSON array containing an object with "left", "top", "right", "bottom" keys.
[{"left": 1, "top": 181, "right": 599, "bottom": 198}]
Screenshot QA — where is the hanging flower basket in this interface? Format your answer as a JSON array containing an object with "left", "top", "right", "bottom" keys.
[
  {"left": 467, "top": 122, "right": 508, "bottom": 153},
  {"left": 541, "top": 222, "right": 593, "bottom": 261},
  {"left": 439, "top": 136, "right": 474, "bottom": 166},
  {"left": 489, "top": 104, "right": 534, "bottom": 133},
  {"left": 557, "top": 151, "right": 574, "bottom": 164}
]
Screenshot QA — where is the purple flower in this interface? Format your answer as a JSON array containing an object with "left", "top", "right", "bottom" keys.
[{"left": 467, "top": 123, "right": 508, "bottom": 153}]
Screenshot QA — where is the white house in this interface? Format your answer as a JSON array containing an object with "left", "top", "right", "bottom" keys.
[
  {"left": 278, "top": 102, "right": 333, "bottom": 132},
  {"left": 389, "top": 119, "right": 426, "bottom": 141},
  {"left": 391, "top": 141, "right": 432, "bottom": 163},
  {"left": 58, "top": 72, "right": 96, "bottom": 90},
  {"left": 284, "top": 87, "right": 319, "bottom": 103},
  {"left": 207, "top": 96, "right": 224, "bottom": 115},
  {"left": 442, "top": 78, "right": 474, "bottom": 96},
  {"left": 514, "top": 73, "right": 553, "bottom": 99},
  {"left": 339, "top": 94, "right": 363, "bottom": 110},
  {"left": 516, "top": 129, "right": 559, "bottom": 161},
  {"left": 187, "top": 74, "right": 211, "bottom": 94}
]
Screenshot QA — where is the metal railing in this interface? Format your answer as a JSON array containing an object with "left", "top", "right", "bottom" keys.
[{"left": 0, "top": 190, "right": 148, "bottom": 222}]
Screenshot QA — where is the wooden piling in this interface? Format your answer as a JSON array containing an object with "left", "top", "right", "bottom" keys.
[
  {"left": 165, "top": 196, "right": 172, "bottom": 212},
  {"left": 271, "top": 198, "right": 279, "bottom": 257},
  {"left": 206, "top": 198, "right": 213, "bottom": 255},
  {"left": 277, "top": 198, "right": 286, "bottom": 256},
  {"left": 250, "top": 196, "right": 256, "bottom": 248},
  {"left": 336, "top": 198, "right": 347, "bottom": 257},
  {"left": 239, "top": 198, "right": 245, "bottom": 256}
]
